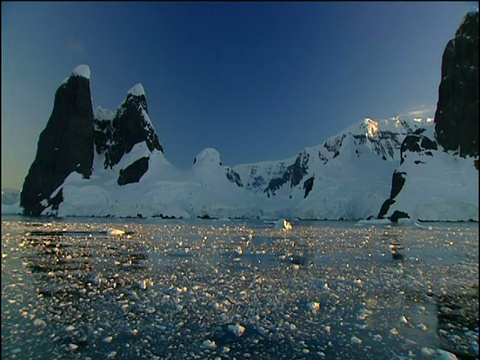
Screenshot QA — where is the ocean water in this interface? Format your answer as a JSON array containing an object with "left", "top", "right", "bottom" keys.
[{"left": 1, "top": 216, "right": 478, "bottom": 360}]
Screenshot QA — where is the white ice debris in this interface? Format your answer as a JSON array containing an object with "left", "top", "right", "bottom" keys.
[
  {"left": 389, "top": 328, "right": 399, "bottom": 335},
  {"left": 421, "top": 347, "right": 436, "bottom": 357},
  {"left": 307, "top": 301, "right": 321, "bottom": 312},
  {"left": 107, "top": 228, "right": 125, "bottom": 236},
  {"left": 350, "top": 336, "right": 362, "bottom": 345},
  {"left": 272, "top": 219, "right": 293, "bottom": 229},
  {"left": 435, "top": 348, "right": 458, "bottom": 360},
  {"left": 417, "top": 323, "right": 428, "bottom": 331},
  {"left": 33, "top": 319, "right": 47, "bottom": 328},
  {"left": 227, "top": 323, "right": 246, "bottom": 337},
  {"left": 201, "top": 339, "right": 217, "bottom": 350}
]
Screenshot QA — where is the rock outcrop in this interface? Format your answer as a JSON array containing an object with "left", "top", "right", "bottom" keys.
[
  {"left": 434, "top": 11, "right": 478, "bottom": 157},
  {"left": 377, "top": 11, "right": 479, "bottom": 222},
  {"left": 20, "top": 66, "right": 167, "bottom": 216},
  {"left": 93, "top": 83, "right": 163, "bottom": 186},
  {"left": 20, "top": 65, "right": 94, "bottom": 216},
  {"left": 94, "top": 84, "right": 163, "bottom": 169}
]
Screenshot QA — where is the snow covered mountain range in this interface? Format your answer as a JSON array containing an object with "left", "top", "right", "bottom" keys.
[{"left": 3, "top": 12, "right": 478, "bottom": 222}]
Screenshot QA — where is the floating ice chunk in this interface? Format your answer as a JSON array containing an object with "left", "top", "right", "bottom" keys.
[
  {"left": 103, "top": 336, "right": 114, "bottom": 343},
  {"left": 417, "top": 323, "right": 428, "bottom": 331},
  {"left": 33, "top": 319, "right": 47, "bottom": 327},
  {"left": 389, "top": 328, "right": 399, "bottom": 335},
  {"left": 421, "top": 347, "right": 436, "bottom": 356},
  {"left": 357, "top": 218, "right": 392, "bottom": 226},
  {"left": 350, "top": 336, "right": 362, "bottom": 345},
  {"left": 435, "top": 349, "right": 458, "bottom": 360},
  {"left": 65, "top": 325, "right": 76, "bottom": 332},
  {"left": 373, "top": 334, "right": 383, "bottom": 341},
  {"left": 357, "top": 308, "right": 373, "bottom": 320},
  {"left": 273, "top": 219, "right": 293, "bottom": 230},
  {"left": 307, "top": 301, "right": 321, "bottom": 312},
  {"left": 227, "top": 323, "right": 246, "bottom": 337},
  {"left": 107, "top": 228, "right": 125, "bottom": 236},
  {"left": 414, "top": 222, "right": 434, "bottom": 230},
  {"left": 201, "top": 339, "right": 217, "bottom": 349}
]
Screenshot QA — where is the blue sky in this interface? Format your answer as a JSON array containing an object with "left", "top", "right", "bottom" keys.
[{"left": 2, "top": 2, "right": 477, "bottom": 189}]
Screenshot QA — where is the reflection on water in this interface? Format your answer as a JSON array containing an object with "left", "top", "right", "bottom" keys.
[{"left": 2, "top": 218, "right": 478, "bottom": 359}]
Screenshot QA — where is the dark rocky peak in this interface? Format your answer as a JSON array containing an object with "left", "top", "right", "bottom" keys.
[
  {"left": 98, "top": 83, "right": 164, "bottom": 169},
  {"left": 226, "top": 168, "right": 243, "bottom": 187},
  {"left": 264, "top": 151, "right": 309, "bottom": 197},
  {"left": 434, "top": 11, "right": 478, "bottom": 157},
  {"left": 20, "top": 65, "right": 95, "bottom": 216}
]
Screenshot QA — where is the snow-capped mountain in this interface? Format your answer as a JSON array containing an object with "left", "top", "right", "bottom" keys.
[
  {"left": 4, "top": 11, "right": 478, "bottom": 221},
  {"left": 7, "top": 69, "right": 436, "bottom": 220}
]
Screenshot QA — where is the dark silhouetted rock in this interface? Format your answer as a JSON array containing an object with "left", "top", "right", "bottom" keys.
[
  {"left": 117, "top": 157, "right": 149, "bottom": 185},
  {"left": 97, "top": 84, "right": 163, "bottom": 170},
  {"left": 226, "top": 168, "right": 243, "bottom": 187},
  {"left": 303, "top": 176, "right": 315, "bottom": 198},
  {"left": 20, "top": 65, "right": 94, "bottom": 216},
  {"left": 434, "top": 11, "right": 478, "bottom": 157},
  {"left": 377, "top": 171, "right": 407, "bottom": 219},
  {"left": 389, "top": 210, "right": 410, "bottom": 223}
]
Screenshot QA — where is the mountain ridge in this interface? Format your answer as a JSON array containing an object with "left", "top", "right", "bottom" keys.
[{"left": 5, "top": 11, "right": 478, "bottom": 221}]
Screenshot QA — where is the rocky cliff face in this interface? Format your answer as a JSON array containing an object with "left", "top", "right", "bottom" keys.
[
  {"left": 377, "top": 12, "right": 479, "bottom": 222},
  {"left": 435, "top": 11, "right": 478, "bottom": 157},
  {"left": 20, "top": 65, "right": 94, "bottom": 216},
  {"left": 93, "top": 84, "right": 163, "bottom": 186},
  {"left": 94, "top": 84, "right": 163, "bottom": 169},
  {"left": 20, "top": 67, "right": 166, "bottom": 216}
]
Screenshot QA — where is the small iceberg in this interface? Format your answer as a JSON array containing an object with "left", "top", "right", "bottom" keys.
[
  {"left": 107, "top": 228, "right": 126, "bottom": 236},
  {"left": 356, "top": 218, "right": 393, "bottom": 226},
  {"left": 271, "top": 219, "right": 293, "bottom": 230}
]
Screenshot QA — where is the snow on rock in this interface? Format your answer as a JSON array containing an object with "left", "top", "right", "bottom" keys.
[
  {"left": 95, "top": 106, "right": 115, "bottom": 121},
  {"left": 192, "top": 148, "right": 225, "bottom": 183},
  {"left": 382, "top": 142, "right": 478, "bottom": 221},
  {"left": 193, "top": 148, "right": 222, "bottom": 167},
  {"left": 128, "top": 83, "right": 145, "bottom": 97},
  {"left": 72, "top": 64, "right": 91, "bottom": 79}
]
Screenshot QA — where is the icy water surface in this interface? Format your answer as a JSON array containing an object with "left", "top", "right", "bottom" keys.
[{"left": 2, "top": 216, "right": 478, "bottom": 359}]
